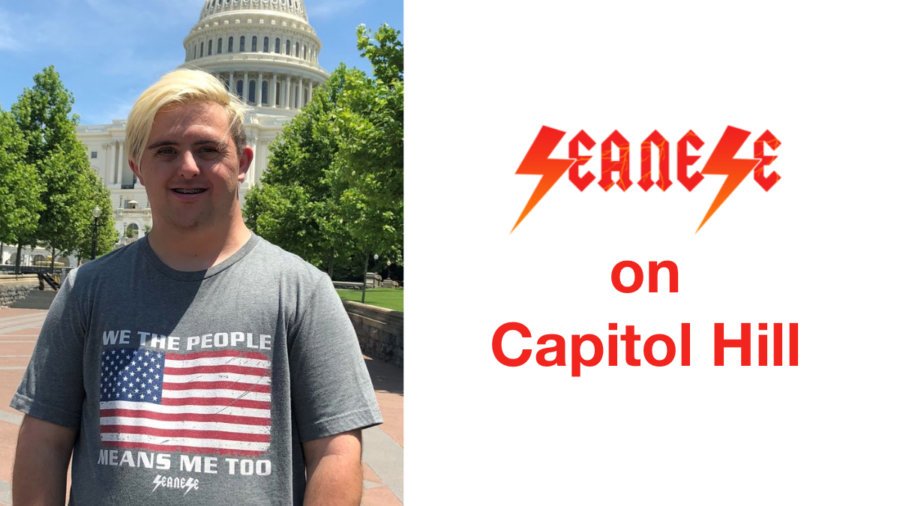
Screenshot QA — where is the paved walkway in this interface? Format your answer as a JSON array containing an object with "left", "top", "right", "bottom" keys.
[{"left": 0, "top": 298, "right": 403, "bottom": 505}]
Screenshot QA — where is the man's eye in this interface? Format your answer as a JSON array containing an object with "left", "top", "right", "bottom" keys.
[
  {"left": 197, "top": 147, "right": 222, "bottom": 160},
  {"left": 155, "top": 147, "right": 177, "bottom": 157}
]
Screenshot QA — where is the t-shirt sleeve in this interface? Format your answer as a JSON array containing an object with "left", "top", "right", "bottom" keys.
[
  {"left": 9, "top": 270, "right": 87, "bottom": 429},
  {"left": 290, "top": 271, "right": 383, "bottom": 441}
]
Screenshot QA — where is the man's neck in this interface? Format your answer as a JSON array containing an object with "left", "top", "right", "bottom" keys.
[{"left": 147, "top": 223, "right": 252, "bottom": 272}]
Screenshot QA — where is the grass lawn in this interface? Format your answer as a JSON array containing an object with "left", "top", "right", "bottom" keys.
[{"left": 336, "top": 288, "right": 404, "bottom": 312}]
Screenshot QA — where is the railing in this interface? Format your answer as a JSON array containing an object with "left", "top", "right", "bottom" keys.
[
  {"left": 334, "top": 281, "right": 364, "bottom": 290},
  {"left": 37, "top": 271, "right": 60, "bottom": 290},
  {"left": 0, "top": 265, "right": 72, "bottom": 275},
  {"left": 0, "top": 266, "right": 66, "bottom": 290}
]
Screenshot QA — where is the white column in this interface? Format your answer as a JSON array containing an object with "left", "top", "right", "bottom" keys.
[
  {"left": 243, "top": 72, "right": 249, "bottom": 101},
  {"left": 120, "top": 142, "right": 128, "bottom": 185},
  {"left": 276, "top": 75, "right": 282, "bottom": 108},
  {"left": 298, "top": 78, "right": 304, "bottom": 108},
  {"left": 287, "top": 76, "right": 292, "bottom": 108},
  {"left": 259, "top": 74, "right": 265, "bottom": 106},
  {"left": 104, "top": 143, "right": 113, "bottom": 184},
  {"left": 271, "top": 74, "right": 276, "bottom": 107},
  {"left": 113, "top": 141, "right": 120, "bottom": 184},
  {"left": 286, "top": 76, "right": 292, "bottom": 109},
  {"left": 291, "top": 79, "right": 296, "bottom": 109},
  {"left": 229, "top": 72, "right": 234, "bottom": 93}
]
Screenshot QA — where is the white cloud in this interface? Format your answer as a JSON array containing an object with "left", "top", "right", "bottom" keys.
[
  {"left": 83, "top": 0, "right": 201, "bottom": 28},
  {"left": 0, "top": 5, "right": 100, "bottom": 53},
  {"left": 99, "top": 48, "right": 182, "bottom": 79},
  {"left": 0, "top": 31, "right": 20, "bottom": 52},
  {"left": 82, "top": 97, "right": 137, "bottom": 124},
  {"left": 308, "top": 0, "right": 368, "bottom": 19},
  {"left": 0, "top": 11, "right": 25, "bottom": 52}
]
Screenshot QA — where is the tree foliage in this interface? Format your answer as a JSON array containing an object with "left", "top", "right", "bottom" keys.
[
  {"left": 7, "top": 66, "right": 116, "bottom": 261},
  {"left": 245, "top": 24, "right": 403, "bottom": 279},
  {"left": 0, "top": 109, "right": 44, "bottom": 247},
  {"left": 72, "top": 175, "right": 118, "bottom": 260}
]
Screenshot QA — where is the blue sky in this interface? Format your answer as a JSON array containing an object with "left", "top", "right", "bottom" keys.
[{"left": 0, "top": 0, "right": 403, "bottom": 124}]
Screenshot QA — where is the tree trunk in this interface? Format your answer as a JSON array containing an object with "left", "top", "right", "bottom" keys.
[
  {"left": 361, "top": 252, "right": 369, "bottom": 304},
  {"left": 15, "top": 244, "right": 23, "bottom": 275}
]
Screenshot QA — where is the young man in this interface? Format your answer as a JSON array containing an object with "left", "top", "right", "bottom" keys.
[{"left": 10, "top": 69, "right": 382, "bottom": 504}]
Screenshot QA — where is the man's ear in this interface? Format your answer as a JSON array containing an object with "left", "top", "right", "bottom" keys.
[
  {"left": 129, "top": 160, "right": 144, "bottom": 184},
  {"left": 238, "top": 146, "right": 253, "bottom": 183}
]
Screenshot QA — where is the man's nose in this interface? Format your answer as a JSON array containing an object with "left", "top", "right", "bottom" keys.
[{"left": 178, "top": 151, "right": 201, "bottom": 178}]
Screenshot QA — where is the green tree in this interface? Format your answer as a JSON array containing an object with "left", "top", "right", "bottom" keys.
[
  {"left": 72, "top": 174, "right": 118, "bottom": 261},
  {"left": 0, "top": 109, "right": 44, "bottom": 266},
  {"left": 357, "top": 23, "right": 403, "bottom": 86},
  {"left": 10, "top": 66, "right": 115, "bottom": 265},
  {"left": 246, "top": 64, "right": 362, "bottom": 276},
  {"left": 245, "top": 25, "right": 403, "bottom": 281},
  {"left": 339, "top": 24, "right": 403, "bottom": 265}
]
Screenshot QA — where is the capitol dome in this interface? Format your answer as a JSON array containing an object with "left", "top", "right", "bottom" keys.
[{"left": 181, "top": 0, "right": 328, "bottom": 115}]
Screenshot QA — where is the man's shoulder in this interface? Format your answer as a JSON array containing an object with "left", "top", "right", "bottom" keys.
[
  {"left": 244, "top": 236, "right": 330, "bottom": 283},
  {"left": 238, "top": 237, "right": 337, "bottom": 310},
  {"left": 65, "top": 240, "right": 143, "bottom": 285}
]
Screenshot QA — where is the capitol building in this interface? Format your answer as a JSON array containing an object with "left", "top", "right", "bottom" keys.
[{"left": 77, "top": 0, "right": 328, "bottom": 244}]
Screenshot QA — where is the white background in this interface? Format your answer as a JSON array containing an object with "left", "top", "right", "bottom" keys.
[{"left": 405, "top": 1, "right": 899, "bottom": 503}]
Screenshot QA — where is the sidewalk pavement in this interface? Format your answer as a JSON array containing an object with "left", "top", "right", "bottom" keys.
[{"left": 0, "top": 299, "right": 403, "bottom": 505}]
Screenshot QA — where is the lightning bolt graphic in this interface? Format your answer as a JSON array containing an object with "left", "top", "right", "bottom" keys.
[
  {"left": 696, "top": 126, "right": 762, "bottom": 232},
  {"left": 511, "top": 126, "right": 577, "bottom": 232}
]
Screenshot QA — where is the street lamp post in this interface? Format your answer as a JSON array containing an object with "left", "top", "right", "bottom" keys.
[
  {"left": 91, "top": 206, "right": 101, "bottom": 260},
  {"left": 361, "top": 253, "right": 378, "bottom": 304}
]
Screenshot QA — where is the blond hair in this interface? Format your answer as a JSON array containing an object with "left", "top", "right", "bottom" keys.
[{"left": 126, "top": 68, "right": 247, "bottom": 168}]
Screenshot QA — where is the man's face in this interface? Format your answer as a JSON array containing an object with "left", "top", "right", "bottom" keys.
[{"left": 130, "top": 101, "right": 251, "bottom": 234}]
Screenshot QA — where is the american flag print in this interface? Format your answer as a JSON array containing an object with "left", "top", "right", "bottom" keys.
[{"left": 99, "top": 347, "right": 272, "bottom": 457}]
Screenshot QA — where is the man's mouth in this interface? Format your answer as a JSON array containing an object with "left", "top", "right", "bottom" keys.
[{"left": 172, "top": 188, "right": 207, "bottom": 194}]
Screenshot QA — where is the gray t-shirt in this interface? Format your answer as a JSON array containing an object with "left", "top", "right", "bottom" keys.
[{"left": 11, "top": 235, "right": 382, "bottom": 504}]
